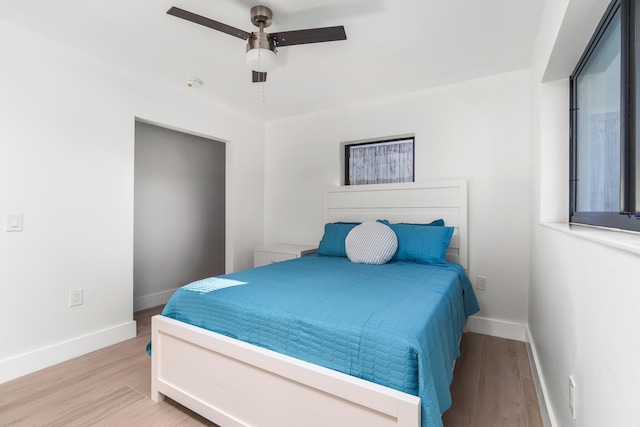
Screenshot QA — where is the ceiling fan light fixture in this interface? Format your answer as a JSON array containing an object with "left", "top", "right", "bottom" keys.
[
  {"left": 246, "top": 30, "right": 278, "bottom": 73},
  {"left": 246, "top": 47, "right": 278, "bottom": 72}
]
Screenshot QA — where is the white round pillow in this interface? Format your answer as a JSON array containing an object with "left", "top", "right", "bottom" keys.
[{"left": 345, "top": 221, "right": 398, "bottom": 265}]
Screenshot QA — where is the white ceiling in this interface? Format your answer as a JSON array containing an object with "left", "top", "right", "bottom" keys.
[{"left": 1, "top": 0, "right": 545, "bottom": 120}]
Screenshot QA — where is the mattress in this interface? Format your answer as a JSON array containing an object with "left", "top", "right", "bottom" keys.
[{"left": 159, "top": 254, "right": 479, "bottom": 426}]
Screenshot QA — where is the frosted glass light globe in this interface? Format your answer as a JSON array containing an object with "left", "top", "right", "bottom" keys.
[{"left": 246, "top": 48, "right": 278, "bottom": 72}]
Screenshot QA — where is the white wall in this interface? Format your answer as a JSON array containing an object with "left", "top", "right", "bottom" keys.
[
  {"left": 529, "top": 0, "right": 640, "bottom": 425},
  {"left": 264, "top": 70, "right": 532, "bottom": 338},
  {"left": 0, "top": 19, "right": 265, "bottom": 383}
]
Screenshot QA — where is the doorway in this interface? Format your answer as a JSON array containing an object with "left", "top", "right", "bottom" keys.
[{"left": 133, "top": 121, "right": 225, "bottom": 311}]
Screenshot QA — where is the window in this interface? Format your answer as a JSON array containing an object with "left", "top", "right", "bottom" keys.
[
  {"left": 570, "top": 0, "right": 640, "bottom": 232},
  {"left": 344, "top": 137, "right": 414, "bottom": 185}
]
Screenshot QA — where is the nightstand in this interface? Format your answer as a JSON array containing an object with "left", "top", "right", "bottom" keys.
[{"left": 254, "top": 244, "right": 318, "bottom": 268}]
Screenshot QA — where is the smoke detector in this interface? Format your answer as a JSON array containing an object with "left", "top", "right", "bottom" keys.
[{"left": 186, "top": 78, "right": 203, "bottom": 88}]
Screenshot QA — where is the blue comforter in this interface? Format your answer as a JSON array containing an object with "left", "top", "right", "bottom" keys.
[{"left": 159, "top": 255, "right": 479, "bottom": 426}]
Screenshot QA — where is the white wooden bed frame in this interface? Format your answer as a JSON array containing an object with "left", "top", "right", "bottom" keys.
[{"left": 151, "top": 179, "right": 468, "bottom": 427}]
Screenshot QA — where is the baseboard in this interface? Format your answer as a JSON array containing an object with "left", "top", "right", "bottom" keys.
[
  {"left": 134, "top": 287, "right": 178, "bottom": 312},
  {"left": 467, "top": 315, "right": 527, "bottom": 341},
  {"left": 526, "top": 325, "right": 558, "bottom": 427},
  {"left": 0, "top": 320, "right": 137, "bottom": 384}
]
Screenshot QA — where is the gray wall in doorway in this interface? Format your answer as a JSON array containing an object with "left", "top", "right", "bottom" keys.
[{"left": 134, "top": 121, "right": 225, "bottom": 311}]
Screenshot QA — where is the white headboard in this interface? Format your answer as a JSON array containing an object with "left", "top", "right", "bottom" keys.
[{"left": 323, "top": 180, "right": 468, "bottom": 270}]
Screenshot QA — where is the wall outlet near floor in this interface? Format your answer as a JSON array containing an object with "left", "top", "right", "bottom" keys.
[
  {"left": 569, "top": 375, "right": 576, "bottom": 420},
  {"left": 476, "top": 276, "right": 487, "bottom": 291},
  {"left": 69, "top": 289, "right": 83, "bottom": 307}
]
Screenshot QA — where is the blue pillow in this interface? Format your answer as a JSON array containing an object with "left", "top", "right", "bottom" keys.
[
  {"left": 386, "top": 223, "right": 453, "bottom": 265},
  {"left": 416, "top": 218, "right": 445, "bottom": 226},
  {"left": 317, "top": 222, "right": 360, "bottom": 257},
  {"left": 377, "top": 218, "right": 444, "bottom": 227}
]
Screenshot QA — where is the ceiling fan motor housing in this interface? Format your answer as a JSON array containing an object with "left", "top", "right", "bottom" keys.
[
  {"left": 247, "top": 5, "right": 276, "bottom": 54},
  {"left": 246, "top": 31, "right": 276, "bottom": 53}
]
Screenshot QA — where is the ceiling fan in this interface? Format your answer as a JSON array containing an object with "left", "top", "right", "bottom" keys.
[{"left": 167, "top": 5, "right": 347, "bottom": 83}]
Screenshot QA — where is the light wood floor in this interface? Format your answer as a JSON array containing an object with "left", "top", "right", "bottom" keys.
[
  {"left": 0, "top": 306, "right": 543, "bottom": 426},
  {"left": 443, "top": 331, "right": 543, "bottom": 427}
]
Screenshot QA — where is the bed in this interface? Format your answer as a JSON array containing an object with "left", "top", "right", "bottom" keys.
[{"left": 151, "top": 180, "right": 478, "bottom": 427}]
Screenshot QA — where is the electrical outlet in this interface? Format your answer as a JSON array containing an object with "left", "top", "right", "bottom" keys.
[
  {"left": 569, "top": 375, "right": 576, "bottom": 420},
  {"left": 476, "top": 276, "right": 487, "bottom": 291},
  {"left": 69, "top": 289, "right": 83, "bottom": 307}
]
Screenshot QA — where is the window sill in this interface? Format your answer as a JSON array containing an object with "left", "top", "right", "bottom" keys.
[{"left": 541, "top": 222, "right": 640, "bottom": 256}]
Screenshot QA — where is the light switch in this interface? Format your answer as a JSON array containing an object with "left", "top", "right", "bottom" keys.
[{"left": 6, "top": 214, "right": 23, "bottom": 232}]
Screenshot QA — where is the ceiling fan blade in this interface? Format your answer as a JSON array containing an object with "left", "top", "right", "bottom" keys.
[
  {"left": 253, "top": 71, "right": 268, "bottom": 83},
  {"left": 167, "top": 7, "right": 251, "bottom": 40},
  {"left": 270, "top": 26, "right": 346, "bottom": 47}
]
